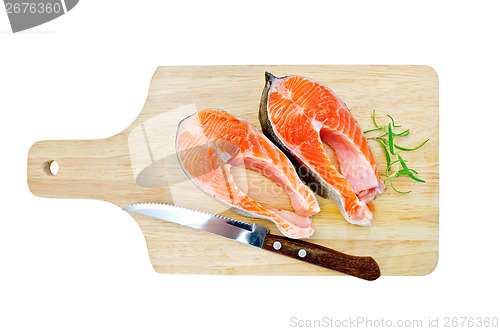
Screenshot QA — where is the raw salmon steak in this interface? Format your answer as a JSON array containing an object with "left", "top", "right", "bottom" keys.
[
  {"left": 176, "top": 108, "right": 320, "bottom": 238},
  {"left": 259, "top": 73, "right": 384, "bottom": 226}
]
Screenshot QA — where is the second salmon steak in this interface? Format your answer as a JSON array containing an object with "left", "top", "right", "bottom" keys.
[{"left": 259, "top": 73, "right": 384, "bottom": 226}]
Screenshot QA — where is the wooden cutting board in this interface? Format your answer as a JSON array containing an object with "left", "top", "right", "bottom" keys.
[{"left": 27, "top": 65, "right": 439, "bottom": 276}]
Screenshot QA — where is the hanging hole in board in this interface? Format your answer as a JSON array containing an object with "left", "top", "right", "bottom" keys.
[{"left": 44, "top": 160, "right": 59, "bottom": 176}]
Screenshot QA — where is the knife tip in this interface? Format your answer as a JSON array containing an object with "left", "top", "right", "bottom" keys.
[{"left": 122, "top": 204, "right": 134, "bottom": 212}]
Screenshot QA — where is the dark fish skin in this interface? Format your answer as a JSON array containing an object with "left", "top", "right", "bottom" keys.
[{"left": 258, "top": 72, "right": 330, "bottom": 199}]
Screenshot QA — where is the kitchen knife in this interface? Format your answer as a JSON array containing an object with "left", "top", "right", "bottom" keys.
[{"left": 123, "top": 203, "right": 380, "bottom": 280}]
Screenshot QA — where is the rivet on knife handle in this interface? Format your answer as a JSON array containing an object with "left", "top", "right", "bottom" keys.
[{"left": 262, "top": 234, "right": 380, "bottom": 281}]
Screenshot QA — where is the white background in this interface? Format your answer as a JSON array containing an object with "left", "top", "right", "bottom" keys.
[{"left": 1, "top": 1, "right": 499, "bottom": 330}]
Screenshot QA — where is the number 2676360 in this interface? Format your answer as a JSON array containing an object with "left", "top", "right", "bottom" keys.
[{"left": 5, "top": 2, "right": 62, "bottom": 14}]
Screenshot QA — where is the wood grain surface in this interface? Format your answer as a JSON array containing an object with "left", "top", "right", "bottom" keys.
[{"left": 27, "top": 65, "right": 439, "bottom": 276}]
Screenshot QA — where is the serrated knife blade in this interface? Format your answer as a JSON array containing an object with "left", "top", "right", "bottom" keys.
[
  {"left": 123, "top": 203, "right": 269, "bottom": 247},
  {"left": 123, "top": 203, "right": 381, "bottom": 281}
]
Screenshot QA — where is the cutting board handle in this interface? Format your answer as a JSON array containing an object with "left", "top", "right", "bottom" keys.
[{"left": 27, "top": 137, "right": 127, "bottom": 201}]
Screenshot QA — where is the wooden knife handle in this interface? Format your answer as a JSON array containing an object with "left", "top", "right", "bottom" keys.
[{"left": 262, "top": 234, "right": 380, "bottom": 280}]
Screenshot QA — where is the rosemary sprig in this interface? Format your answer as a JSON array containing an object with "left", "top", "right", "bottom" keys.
[
  {"left": 365, "top": 110, "right": 429, "bottom": 194},
  {"left": 388, "top": 122, "right": 395, "bottom": 155},
  {"left": 372, "top": 109, "right": 379, "bottom": 128},
  {"left": 390, "top": 179, "right": 412, "bottom": 194},
  {"left": 394, "top": 128, "right": 410, "bottom": 137},
  {"left": 394, "top": 139, "right": 429, "bottom": 151},
  {"left": 386, "top": 114, "right": 401, "bottom": 128},
  {"left": 396, "top": 152, "right": 425, "bottom": 183},
  {"left": 375, "top": 138, "right": 391, "bottom": 168}
]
